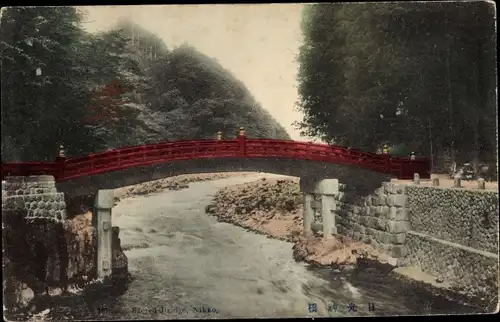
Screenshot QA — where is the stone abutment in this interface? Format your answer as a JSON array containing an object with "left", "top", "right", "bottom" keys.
[
  {"left": 301, "top": 175, "right": 499, "bottom": 303},
  {"left": 2, "top": 176, "right": 128, "bottom": 312}
]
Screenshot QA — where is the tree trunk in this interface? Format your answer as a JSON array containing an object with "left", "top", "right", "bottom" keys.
[
  {"left": 428, "top": 117, "right": 434, "bottom": 173},
  {"left": 435, "top": 142, "right": 445, "bottom": 173},
  {"left": 471, "top": 38, "right": 484, "bottom": 174},
  {"left": 444, "top": 11, "right": 457, "bottom": 172},
  {"left": 445, "top": 44, "right": 456, "bottom": 171},
  {"left": 131, "top": 24, "right": 134, "bottom": 45}
]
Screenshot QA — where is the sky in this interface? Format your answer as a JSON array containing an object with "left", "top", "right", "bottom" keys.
[{"left": 80, "top": 4, "right": 307, "bottom": 141}]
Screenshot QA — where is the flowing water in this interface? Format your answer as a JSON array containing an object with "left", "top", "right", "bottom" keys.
[{"left": 7, "top": 174, "right": 483, "bottom": 320}]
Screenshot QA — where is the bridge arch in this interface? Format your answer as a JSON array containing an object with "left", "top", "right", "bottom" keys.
[{"left": 1, "top": 135, "right": 430, "bottom": 197}]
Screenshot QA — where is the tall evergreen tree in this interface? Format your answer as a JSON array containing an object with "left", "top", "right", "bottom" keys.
[{"left": 296, "top": 2, "right": 496, "bottom": 171}]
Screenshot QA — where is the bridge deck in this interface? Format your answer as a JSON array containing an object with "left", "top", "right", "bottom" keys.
[{"left": 1, "top": 138, "right": 431, "bottom": 182}]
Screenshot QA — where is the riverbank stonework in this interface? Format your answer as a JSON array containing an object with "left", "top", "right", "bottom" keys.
[
  {"left": 331, "top": 180, "right": 499, "bottom": 302},
  {"left": 324, "top": 182, "right": 410, "bottom": 260},
  {"left": 404, "top": 231, "right": 498, "bottom": 300},
  {"left": 406, "top": 186, "right": 498, "bottom": 254},
  {"left": 2, "top": 176, "right": 129, "bottom": 313},
  {"left": 2, "top": 175, "right": 67, "bottom": 222},
  {"left": 205, "top": 176, "right": 498, "bottom": 305},
  {"left": 403, "top": 185, "right": 499, "bottom": 300}
]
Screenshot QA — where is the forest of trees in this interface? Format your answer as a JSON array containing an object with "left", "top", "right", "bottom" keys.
[
  {"left": 0, "top": 7, "right": 289, "bottom": 162},
  {"left": 295, "top": 2, "right": 497, "bottom": 173}
]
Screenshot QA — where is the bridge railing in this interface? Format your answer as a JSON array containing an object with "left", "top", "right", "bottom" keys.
[
  {"left": 1, "top": 161, "right": 59, "bottom": 178},
  {"left": 243, "top": 138, "right": 431, "bottom": 179},
  {"left": 1, "top": 137, "right": 431, "bottom": 181},
  {"left": 59, "top": 140, "right": 242, "bottom": 180}
]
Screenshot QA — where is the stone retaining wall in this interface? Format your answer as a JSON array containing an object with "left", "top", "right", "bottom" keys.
[
  {"left": 334, "top": 182, "right": 410, "bottom": 260},
  {"left": 404, "top": 231, "right": 498, "bottom": 299},
  {"left": 2, "top": 176, "right": 66, "bottom": 222},
  {"left": 403, "top": 185, "right": 499, "bottom": 300},
  {"left": 2, "top": 175, "right": 130, "bottom": 311},
  {"left": 406, "top": 186, "right": 498, "bottom": 253},
  {"left": 328, "top": 179, "right": 499, "bottom": 301}
]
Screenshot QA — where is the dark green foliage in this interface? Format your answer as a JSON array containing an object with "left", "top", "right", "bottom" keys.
[
  {"left": 143, "top": 44, "right": 290, "bottom": 141},
  {"left": 1, "top": 8, "right": 289, "bottom": 161},
  {"left": 1, "top": 7, "right": 101, "bottom": 161},
  {"left": 296, "top": 2, "right": 497, "bottom": 170}
]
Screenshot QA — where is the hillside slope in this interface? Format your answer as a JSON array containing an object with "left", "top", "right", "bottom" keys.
[
  {"left": 0, "top": 10, "right": 290, "bottom": 161},
  {"left": 102, "top": 19, "right": 291, "bottom": 148}
]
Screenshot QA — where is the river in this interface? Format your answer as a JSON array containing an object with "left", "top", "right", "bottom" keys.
[{"left": 18, "top": 173, "right": 483, "bottom": 320}]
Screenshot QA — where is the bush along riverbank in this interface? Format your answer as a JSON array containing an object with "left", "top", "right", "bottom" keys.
[{"left": 205, "top": 177, "right": 490, "bottom": 313}]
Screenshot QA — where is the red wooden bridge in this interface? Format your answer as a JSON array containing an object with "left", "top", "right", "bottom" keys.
[{"left": 1, "top": 134, "right": 430, "bottom": 181}]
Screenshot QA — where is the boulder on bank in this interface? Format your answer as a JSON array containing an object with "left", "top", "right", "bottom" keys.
[
  {"left": 206, "top": 177, "right": 304, "bottom": 242},
  {"left": 292, "top": 235, "right": 391, "bottom": 269}
]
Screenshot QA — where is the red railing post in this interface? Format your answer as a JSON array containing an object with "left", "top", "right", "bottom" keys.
[
  {"left": 398, "top": 159, "right": 405, "bottom": 179},
  {"left": 89, "top": 155, "right": 94, "bottom": 173},
  {"left": 382, "top": 145, "right": 390, "bottom": 174},
  {"left": 381, "top": 153, "right": 388, "bottom": 174},
  {"left": 54, "top": 144, "right": 67, "bottom": 180},
  {"left": 238, "top": 127, "right": 247, "bottom": 156},
  {"left": 215, "top": 131, "right": 222, "bottom": 156}
]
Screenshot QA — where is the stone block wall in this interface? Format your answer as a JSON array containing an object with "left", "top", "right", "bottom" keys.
[
  {"left": 2, "top": 176, "right": 66, "bottom": 222},
  {"left": 301, "top": 174, "right": 497, "bottom": 302},
  {"left": 404, "top": 185, "right": 499, "bottom": 300},
  {"left": 406, "top": 186, "right": 498, "bottom": 253},
  {"left": 334, "top": 181, "right": 410, "bottom": 259},
  {"left": 2, "top": 175, "right": 130, "bottom": 311},
  {"left": 329, "top": 179, "right": 499, "bottom": 301}
]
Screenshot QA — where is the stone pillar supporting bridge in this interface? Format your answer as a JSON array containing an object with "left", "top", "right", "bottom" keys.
[
  {"left": 93, "top": 190, "right": 114, "bottom": 279},
  {"left": 300, "top": 178, "right": 339, "bottom": 239}
]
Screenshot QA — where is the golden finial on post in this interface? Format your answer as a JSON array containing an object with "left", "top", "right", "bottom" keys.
[
  {"left": 382, "top": 144, "right": 389, "bottom": 155},
  {"left": 239, "top": 127, "right": 245, "bottom": 136},
  {"left": 216, "top": 131, "right": 222, "bottom": 140},
  {"left": 59, "top": 144, "right": 66, "bottom": 158}
]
